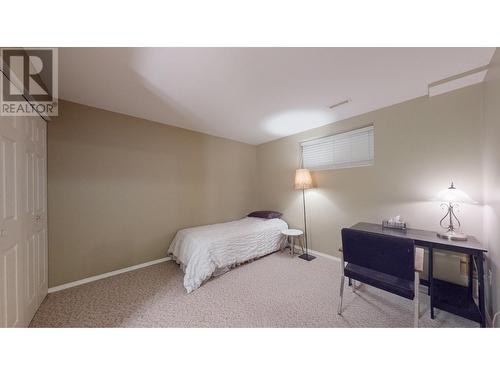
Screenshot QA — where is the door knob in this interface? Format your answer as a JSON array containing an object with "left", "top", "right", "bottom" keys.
[{"left": 35, "top": 214, "right": 41, "bottom": 221}]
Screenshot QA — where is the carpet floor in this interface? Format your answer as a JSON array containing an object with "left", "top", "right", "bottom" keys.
[{"left": 30, "top": 252, "right": 477, "bottom": 328}]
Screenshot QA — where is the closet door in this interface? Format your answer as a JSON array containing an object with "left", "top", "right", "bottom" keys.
[
  {"left": 0, "top": 116, "right": 25, "bottom": 328},
  {"left": 0, "top": 114, "right": 47, "bottom": 328},
  {"left": 23, "top": 116, "right": 48, "bottom": 322}
]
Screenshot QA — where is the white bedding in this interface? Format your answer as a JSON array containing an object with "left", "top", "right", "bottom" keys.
[{"left": 167, "top": 217, "right": 288, "bottom": 293}]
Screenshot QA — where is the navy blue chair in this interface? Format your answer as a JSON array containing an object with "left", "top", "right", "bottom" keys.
[{"left": 338, "top": 228, "right": 424, "bottom": 327}]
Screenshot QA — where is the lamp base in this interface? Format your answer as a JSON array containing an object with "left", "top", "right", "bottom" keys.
[
  {"left": 437, "top": 230, "right": 468, "bottom": 241},
  {"left": 298, "top": 253, "right": 316, "bottom": 261}
]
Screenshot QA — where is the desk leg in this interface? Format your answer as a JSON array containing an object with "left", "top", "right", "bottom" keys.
[
  {"left": 477, "top": 252, "right": 486, "bottom": 328},
  {"left": 429, "top": 245, "right": 435, "bottom": 320},
  {"left": 468, "top": 254, "right": 474, "bottom": 299},
  {"left": 427, "top": 247, "right": 431, "bottom": 296}
]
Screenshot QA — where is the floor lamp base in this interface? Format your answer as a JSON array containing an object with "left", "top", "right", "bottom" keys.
[{"left": 298, "top": 253, "right": 316, "bottom": 261}]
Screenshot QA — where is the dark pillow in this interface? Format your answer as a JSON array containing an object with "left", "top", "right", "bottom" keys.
[{"left": 247, "top": 211, "right": 283, "bottom": 219}]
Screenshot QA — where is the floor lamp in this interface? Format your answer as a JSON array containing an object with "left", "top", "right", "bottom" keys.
[{"left": 294, "top": 168, "right": 315, "bottom": 261}]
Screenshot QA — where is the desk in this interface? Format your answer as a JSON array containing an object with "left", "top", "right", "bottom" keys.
[{"left": 350, "top": 222, "right": 488, "bottom": 327}]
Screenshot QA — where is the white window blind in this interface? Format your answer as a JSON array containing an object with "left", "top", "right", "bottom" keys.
[{"left": 301, "top": 125, "right": 374, "bottom": 170}]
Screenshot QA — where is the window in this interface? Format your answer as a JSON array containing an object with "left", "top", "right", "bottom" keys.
[{"left": 301, "top": 125, "right": 374, "bottom": 170}]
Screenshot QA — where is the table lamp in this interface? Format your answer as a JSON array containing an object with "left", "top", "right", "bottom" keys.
[
  {"left": 294, "top": 168, "right": 315, "bottom": 261},
  {"left": 434, "top": 182, "right": 476, "bottom": 241}
]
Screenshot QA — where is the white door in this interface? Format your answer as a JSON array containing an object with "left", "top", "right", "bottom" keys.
[
  {"left": 0, "top": 113, "right": 47, "bottom": 328},
  {"left": 23, "top": 116, "right": 48, "bottom": 322},
  {"left": 0, "top": 116, "right": 25, "bottom": 327}
]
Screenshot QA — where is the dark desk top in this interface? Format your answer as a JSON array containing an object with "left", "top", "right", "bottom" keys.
[{"left": 350, "top": 222, "right": 487, "bottom": 253}]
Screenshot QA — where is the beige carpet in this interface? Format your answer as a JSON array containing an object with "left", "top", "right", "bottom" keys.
[{"left": 30, "top": 252, "right": 477, "bottom": 328}]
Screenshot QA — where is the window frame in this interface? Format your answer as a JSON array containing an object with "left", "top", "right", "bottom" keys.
[{"left": 300, "top": 124, "right": 374, "bottom": 171}]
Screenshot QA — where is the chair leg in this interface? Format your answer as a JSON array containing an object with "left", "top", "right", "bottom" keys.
[
  {"left": 338, "top": 275, "right": 345, "bottom": 315},
  {"left": 414, "top": 271, "right": 420, "bottom": 328},
  {"left": 338, "top": 251, "right": 345, "bottom": 315}
]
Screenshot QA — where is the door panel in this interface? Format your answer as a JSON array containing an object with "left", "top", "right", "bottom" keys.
[
  {"left": 36, "top": 155, "right": 43, "bottom": 213},
  {"left": 23, "top": 116, "right": 48, "bottom": 323},
  {"left": 37, "top": 229, "right": 47, "bottom": 305},
  {"left": 25, "top": 151, "right": 34, "bottom": 216},
  {"left": 0, "top": 116, "right": 25, "bottom": 327},
  {"left": 35, "top": 119, "right": 47, "bottom": 306},
  {"left": 3, "top": 138, "right": 17, "bottom": 221},
  {"left": 26, "top": 234, "right": 36, "bottom": 308},
  {"left": 0, "top": 112, "right": 46, "bottom": 328},
  {"left": 2, "top": 245, "right": 20, "bottom": 327}
]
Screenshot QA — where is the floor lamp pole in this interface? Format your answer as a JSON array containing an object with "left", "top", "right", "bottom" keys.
[
  {"left": 298, "top": 188, "right": 315, "bottom": 261},
  {"left": 302, "top": 189, "right": 308, "bottom": 250}
]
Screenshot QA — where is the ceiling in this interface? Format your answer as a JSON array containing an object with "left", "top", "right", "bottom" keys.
[{"left": 59, "top": 48, "right": 495, "bottom": 145}]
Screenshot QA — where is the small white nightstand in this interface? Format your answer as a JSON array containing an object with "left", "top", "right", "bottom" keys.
[{"left": 281, "top": 229, "right": 305, "bottom": 257}]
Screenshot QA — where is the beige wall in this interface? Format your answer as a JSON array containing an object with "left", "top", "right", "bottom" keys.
[
  {"left": 256, "top": 84, "right": 485, "bottom": 264},
  {"left": 48, "top": 100, "right": 257, "bottom": 287},
  {"left": 483, "top": 49, "right": 500, "bottom": 319}
]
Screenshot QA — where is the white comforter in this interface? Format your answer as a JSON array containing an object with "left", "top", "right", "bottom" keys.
[{"left": 168, "top": 217, "right": 288, "bottom": 293}]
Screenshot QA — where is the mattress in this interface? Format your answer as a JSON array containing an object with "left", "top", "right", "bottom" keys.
[{"left": 167, "top": 217, "right": 288, "bottom": 292}]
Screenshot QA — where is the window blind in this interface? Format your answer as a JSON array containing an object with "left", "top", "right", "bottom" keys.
[{"left": 301, "top": 125, "right": 374, "bottom": 170}]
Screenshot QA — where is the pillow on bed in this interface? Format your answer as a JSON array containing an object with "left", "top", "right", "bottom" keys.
[{"left": 247, "top": 211, "right": 283, "bottom": 219}]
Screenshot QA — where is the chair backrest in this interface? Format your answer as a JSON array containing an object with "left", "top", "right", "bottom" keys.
[{"left": 341, "top": 228, "right": 415, "bottom": 281}]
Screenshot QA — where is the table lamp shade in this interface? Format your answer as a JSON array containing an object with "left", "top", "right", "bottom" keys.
[
  {"left": 294, "top": 169, "right": 313, "bottom": 190},
  {"left": 434, "top": 182, "right": 476, "bottom": 204}
]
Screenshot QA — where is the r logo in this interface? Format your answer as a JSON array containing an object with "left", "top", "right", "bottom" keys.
[{"left": 1, "top": 48, "right": 58, "bottom": 116}]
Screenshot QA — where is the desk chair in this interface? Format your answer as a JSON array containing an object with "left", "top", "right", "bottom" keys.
[{"left": 337, "top": 228, "right": 424, "bottom": 327}]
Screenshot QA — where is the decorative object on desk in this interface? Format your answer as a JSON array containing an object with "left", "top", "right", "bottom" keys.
[
  {"left": 382, "top": 215, "right": 407, "bottom": 230},
  {"left": 294, "top": 168, "right": 315, "bottom": 261},
  {"left": 434, "top": 182, "right": 477, "bottom": 241}
]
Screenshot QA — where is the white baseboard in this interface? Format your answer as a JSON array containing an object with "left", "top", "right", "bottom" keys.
[
  {"left": 48, "top": 257, "right": 171, "bottom": 293},
  {"left": 293, "top": 246, "right": 340, "bottom": 262},
  {"left": 308, "top": 249, "right": 341, "bottom": 262}
]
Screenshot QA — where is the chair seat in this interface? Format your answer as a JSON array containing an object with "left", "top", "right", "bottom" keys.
[{"left": 344, "top": 263, "right": 415, "bottom": 300}]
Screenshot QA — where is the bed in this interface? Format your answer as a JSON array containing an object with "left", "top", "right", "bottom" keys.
[{"left": 167, "top": 215, "right": 288, "bottom": 293}]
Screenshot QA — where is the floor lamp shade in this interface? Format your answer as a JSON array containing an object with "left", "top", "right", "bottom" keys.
[{"left": 294, "top": 169, "right": 313, "bottom": 190}]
